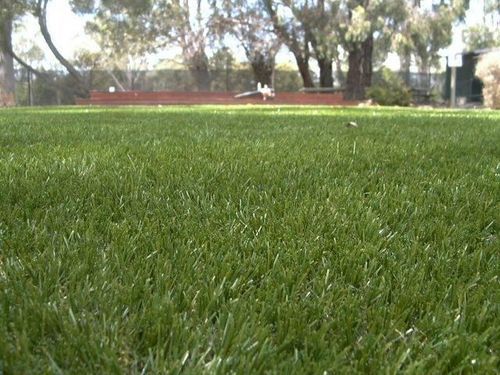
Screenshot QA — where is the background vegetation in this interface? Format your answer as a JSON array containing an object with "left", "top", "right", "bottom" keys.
[{"left": 1, "top": 0, "right": 499, "bottom": 105}]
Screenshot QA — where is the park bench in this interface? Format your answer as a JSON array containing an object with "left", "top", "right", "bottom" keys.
[{"left": 299, "top": 87, "right": 345, "bottom": 94}]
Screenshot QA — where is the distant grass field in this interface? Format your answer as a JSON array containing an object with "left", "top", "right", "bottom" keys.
[{"left": 0, "top": 106, "right": 499, "bottom": 373}]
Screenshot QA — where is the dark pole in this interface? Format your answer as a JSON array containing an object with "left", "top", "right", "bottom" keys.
[
  {"left": 225, "top": 56, "right": 229, "bottom": 92},
  {"left": 27, "top": 69, "right": 33, "bottom": 106}
]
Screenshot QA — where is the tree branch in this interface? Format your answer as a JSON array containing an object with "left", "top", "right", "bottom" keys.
[
  {"left": 36, "top": 0, "right": 88, "bottom": 96},
  {"left": 106, "top": 70, "right": 126, "bottom": 92},
  {"left": 1, "top": 21, "right": 48, "bottom": 79}
]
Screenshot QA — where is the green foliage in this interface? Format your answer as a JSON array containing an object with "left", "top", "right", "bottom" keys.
[
  {"left": 0, "top": 106, "right": 499, "bottom": 373},
  {"left": 484, "top": 0, "right": 500, "bottom": 13},
  {"left": 394, "top": 2, "right": 460, "bottom": 73},
  {"left": 82, "top": 3, "right": 157, "bottom": 72},
  {"left": 464, "top": 25, "right": 500, "bottom": 51},
  {"left": 367, "top": 68, "right": 411, "bottom": 106}
]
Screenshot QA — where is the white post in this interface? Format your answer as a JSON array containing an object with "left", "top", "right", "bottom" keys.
[
  {"left": 447, "top": 40, "right": 463, "bottom": 107},
  {"left": 450, "top": 66, "right": 457, "bottom": 108}
]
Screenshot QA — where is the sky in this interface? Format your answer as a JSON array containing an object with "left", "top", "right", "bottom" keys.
[{"left": 13, "top": 0, "right": 490, "bottom": 72}]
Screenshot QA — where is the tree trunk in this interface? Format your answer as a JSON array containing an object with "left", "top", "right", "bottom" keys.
[
  {"left": 0, "top": 16, "right": 16, "bottom": 106},
  {"left": 127, "top": 70, "right": 133, "bottom": 91},
  {"left": 344, "top": 0, "right": 373, "bottom": 100},
  {"left": 37, "top": 0, "right": 88, "bottom": 97},
  {"left": 335, "top": 58, "right": 345, "bottom": 87},
  {"left": 107, "top": 70, "right": 126, "bottom": 91},
  {"left": 344, "top": 35, "right": 374, "bottom": 100},
  {"left": 362, "top": 35, "right": 373, "bottom": 89},
  {"left": 317, "top": 57, "right": 333, "bottom": 87},
  {"left": 249, "top": 52, "right": 274, "bottom": 87},
  {"left": 189, "top": 51, "right": 211, "bottom": 91},
  {"left": 2, "top": 10, "right": 58, "bottom": 101},
  {"left": 400, "top": 53, "right": 411, "bottom": 85},
  {"left": 295, "top": 54, "right": 314, "bottom": 88},
  {"left": 263, "top": 0, "right": 314, "bottom": 88},
  {"left": 309, "top": 27, "right": 333, "bottom": 87},
  {"left": 344, "top": 47, "right": 364, "bottom": 100}
]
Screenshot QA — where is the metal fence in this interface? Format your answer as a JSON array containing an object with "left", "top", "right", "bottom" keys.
[
  {"left": 14, "top": 68, "right": 305, "bottom": 106},
  {"left": 13, "top": 68, "right": 445, "bottom": 106}
]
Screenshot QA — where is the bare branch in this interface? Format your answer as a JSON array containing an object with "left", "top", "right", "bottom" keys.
[{"left": 36, "top": 0, "right": 88, "bottom": 95}]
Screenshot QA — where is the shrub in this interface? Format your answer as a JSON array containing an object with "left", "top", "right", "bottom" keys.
[
  {"left": 475, "top": 51, "right": 500, "bottom": 109},
  {"left": 367, "top": 68, "right": 411, "bottom": 106}
]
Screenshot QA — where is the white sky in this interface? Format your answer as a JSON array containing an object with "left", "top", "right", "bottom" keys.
[{"left": 13, "top": 0, "right": 490, "bottom": 72}]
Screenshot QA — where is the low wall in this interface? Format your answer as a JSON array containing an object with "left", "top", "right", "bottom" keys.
[
  {"left": 76, "top": 91, "right": 357, "bottom": 106},
  {"left": 0, "top": 93, "right": 16, "bottom": 107}
]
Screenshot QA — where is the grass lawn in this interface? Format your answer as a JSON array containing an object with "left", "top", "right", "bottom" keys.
[{"left": 0, "top": 106, "right": 499, "bottom": 373}]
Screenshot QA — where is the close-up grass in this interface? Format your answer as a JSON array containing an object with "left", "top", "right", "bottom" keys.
[{"left": 0, "top": 106, "right": 499, "bottom": 373}]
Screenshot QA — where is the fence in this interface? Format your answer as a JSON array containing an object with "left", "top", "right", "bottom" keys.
[
  {"left": 13, "top": 68, "right": 445, "bottom": 106},
  {"left": 14, "top": 68, "right": 305, "bottom": 106}
]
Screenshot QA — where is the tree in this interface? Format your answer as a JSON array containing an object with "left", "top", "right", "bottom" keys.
[
  {"left": 396, "top": 1, "right": 460, "bottom": 78},
  {"left": 1, "top": 0, "right": 92, "bottom": 98},
  {"left": 36, "top": 1, "right": 85, "bottom": 89},
  {"left": 339, "top": 0, "right": 409, "bottom": 100},
  {"left": 213, "top": 0, "right": 281, "bottom": 87},
  {"left": 464, "top": 25, "right": 500, "bottom": 50},
  {"left": 0, "top": 0, "right": 34, "bottom": 106},
  {"left": 279, "top": 0, "right": 343, "bottom": 88},
  {"left": 1, "top": 1, "right": 50, "bottom": 82},
  {"left": 4, "top": 0, "right": 156, "bottom": 101},
  {"left": 263, "top": 0, "right": 315, "bottom": 87},
  {"left": 77, "top": 0, "right": 215, "bottom": 92},
  {"left": 80, "top": 2, "right": 158, "bottom": 91},
  {"left": 263, "top": 0, "right": 340, "bottom": 88},
  {"left": 341, "top": 2, "right": 373, "bottom": 99},
  {"left": 463, "top": 0, "right": 500, "bottom": 50},
  {"left": 0, "top": 7, "right": 16, "bottom": 106},
  {"left": 155, "top": 0, "right": 213, "bottom": 91},
  {"left": 2, "top": 0, "right": 78, "bottom": 105},
  {"left": 305, "top": 1, "right": 341, "bottom": 87}
]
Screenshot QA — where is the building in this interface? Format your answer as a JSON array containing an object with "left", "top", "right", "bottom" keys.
[{"left": 444, "top": 48, "right": 499, "bottom": 104}]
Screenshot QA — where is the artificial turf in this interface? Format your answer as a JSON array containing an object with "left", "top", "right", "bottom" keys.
[{"left": 0, "top": 106, "right": 499, "bottom": 373}]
